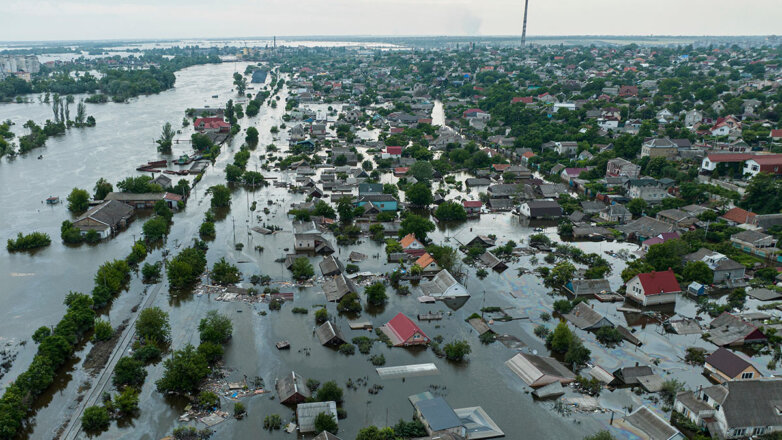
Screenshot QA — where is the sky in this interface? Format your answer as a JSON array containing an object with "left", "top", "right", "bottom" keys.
[{"left": 1, "top": 0, "right": 782, "bottom": 42}]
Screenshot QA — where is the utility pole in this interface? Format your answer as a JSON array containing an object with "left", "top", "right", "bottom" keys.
[{"left": 521, "top": 0, "right": 530, "bottom": 48}]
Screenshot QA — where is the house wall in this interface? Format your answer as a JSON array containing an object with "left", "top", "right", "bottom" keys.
[
  {"left": 713, "top": 267, "right": 746, "bottom": 283},
  {"left": 628, "top": 185, "right": 667, "bottom": 203}
]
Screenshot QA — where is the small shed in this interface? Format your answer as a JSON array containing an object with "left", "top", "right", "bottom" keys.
[
  {"left": 612, "top": 365, "right": 654, "bottom": 386},
  {"left": 479, "top": 251, "right": 508, "bottom": 273},
  {"left": 467, "top": 318, "right": 495, "bottom": 336},
  {"left": 296, "top": 401, "right": 338, "bottom": 433},
  {"left": 315, "top": 321, "right": 346, "bottom": 346},
  {"left": 505, "top": 353, "right": 575, "bottom": 388},
  {"left": 687, "top": 281, "right": 706, "bottom": 296}
]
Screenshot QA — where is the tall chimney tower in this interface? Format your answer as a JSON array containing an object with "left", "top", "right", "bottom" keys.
[{"left": 521, "top": 0, "right": 529, "bottom": 47}]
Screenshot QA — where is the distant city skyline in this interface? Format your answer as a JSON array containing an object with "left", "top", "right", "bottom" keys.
[{"left": 1, "top": 0, "right": 781, "bottom": 42}]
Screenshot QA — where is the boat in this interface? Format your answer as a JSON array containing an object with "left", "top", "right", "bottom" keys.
[
  {"left": 275, "top": 341, "right": 290, "bottom": 350},
  {"left": 46, "top": 196, "right": 59, "bottom": 205},
  {"left": 146, "top": 160, "right": 168, "bottom": 167},
  {"left": 211, "top": 95, "right": 218, "bottom": 98}
]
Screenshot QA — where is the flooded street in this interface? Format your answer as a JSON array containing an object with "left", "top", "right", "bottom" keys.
[{"left": 0, "top": 61, "right": 759, "bottom": 440}]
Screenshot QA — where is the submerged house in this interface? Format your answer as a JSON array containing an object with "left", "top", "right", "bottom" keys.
[
  {"left": 563, "top": 302, "right": 613, "bottom": 330},
  {"left": 322, "top": 273, "right": 357, "bottom": 302},
  {"left": 708, "top": 312, "right": 766, "bottom": 347},
  {"left": 381, "top": 313, "right": 430, "bottom": 347},
  {"left": 420, "top": 270, "right": 469, "bottom": 300},
  {"left": 319, "top": 255, "right": 344, "bottom": 276},
  {"left": 72, "top": 200, "right": 135, "bottom": 239},
  {"left": 315, "top": 321, "right": 346, "bottom": 346},
  {"left": 506, "top": 353, "right": 576, "bottom": 388},
  {"left": 294, "top": 233, "right": 335, "bottom": 255},
  {"left": 276, "top": 371, "right": 311, "bottom": 404}
]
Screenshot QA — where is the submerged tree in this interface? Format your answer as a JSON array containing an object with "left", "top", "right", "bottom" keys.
[{"left": 156, "top": 122, "right": 175, "bottom": 154}]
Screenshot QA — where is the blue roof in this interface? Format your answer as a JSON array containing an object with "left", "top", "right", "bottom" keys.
[{"left": 417, "top": 397, "right": 462, "bottom": 431}]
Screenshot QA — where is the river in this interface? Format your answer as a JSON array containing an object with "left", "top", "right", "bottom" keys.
[{"left": 0, "top": 62, "right": 724, "bottom": 440}]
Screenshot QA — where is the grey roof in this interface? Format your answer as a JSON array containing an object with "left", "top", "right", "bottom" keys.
[
  {"left": 478, "top": 251, "right": 505, "bottom": 271},
  {"left": 505, "top": 353, "right": 575, "bottom": 387},
  {"left": 420, "top": 270, "right": 467, "bottom": 297},
  {"left": 75, "top": 200, "right": 134, "bottom": 227},
  {"left": 415, "top": 397, "right": 463, "bottom": 432},
  {"left": 104, "top": 192, "right": 165, "bottom": 202},
  {"left": 488, "top": 198, "right": 514, "bottom": 210},
  {"left": 319, "top": 255, "right": 344, "bottom": 276},
  {"left": 722, "top": 379, "right": 782, "bottom": 428},
  {"left": 322, "top": 273, "right": 357, "bottom": 302},
  {"left": 755, "top": 213, "right": 782, "bottom": 231},
  {"left": 566, "top": 279, "right": 611, "bottom": 296},
  {"left": 523, "top": 199, "right": 562, "bottom": 217},
  {"left": 312, "top": 432, "right": 343, "bottom": 440},
  {"left": 563, "top": 302, "right": 613, "bottom": 330},
  {"left": 276, "top": 371, "right": 311, "bottom": 404},
  {"left": 315, "top": 321, "right": 346, "bottom": 346},
  {"left": 747, "top": 288, "right": 782, "bottom": 301},
  {"left": 732, "top": 229, "right": 773, "bottom": 244},
  {"left": 616, "top": 216, "right": 674, "bottom": 237},
  {"left": 487, "top": 184, "right": 522, "bottom": 196},
  {"left": 296, "top": 401, "right": 338, "bottom": 433},
  {"left": 708, "top": 313, "right": 764, "bottom": 346},
  {"left": 675, "top": 391, "right": 714, "bottom": 415},
  {"left": 465, "top": 178, "right": 491, "bottom": 187},
  {"left": 623, "top": 406, "right": 683, "bottom": 440},
  {"left": 613, "top": 366, "right": 654, "bottom": 385},
  {"left": 580, "top": 201, "right": 606, "bottom": 214}
]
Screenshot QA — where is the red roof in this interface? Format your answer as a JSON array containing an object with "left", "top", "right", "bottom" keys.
[
  {"left": 706, "top": 153, "right": 755, "bottom": 163},
  {"left": 771, "top": 129, "right": 782, "bottom": 138},
  {"left": 384, "top": 313, "right": 428, "bottom": 343},
  {"left": 492, "top": 163, "right": 511, "bottom": 171},
  {"left": 385, "top": 146, "right": 403, "bottom": 155},
  {"left": 194, "top": 117, "right": 229, "bottom": 131},
  {"left": 393, "top": 167, "right": 409, "bottom": 174},
  {"left": 635, "top": 269, "right": 681, "bottom": 296},
  {"left": 721, "top": 207, "right": 756, "bottom": 225},
  {"left": 512, "top": 96, "right": 534, "bottom": 104},
  {"left": 462, "top": 200, "right": 482, "bottom": 208},
  {"left": 462, "top": 108, "right": 485, "bottom": 118}
]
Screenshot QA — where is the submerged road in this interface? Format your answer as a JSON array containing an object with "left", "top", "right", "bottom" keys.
[{"left": 60, "top": 278, "right": 166, "bottom": 440}]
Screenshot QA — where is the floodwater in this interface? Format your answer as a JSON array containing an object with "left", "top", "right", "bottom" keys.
[{"left": 0, "top": 61, "right": 768, "bottom": 440}]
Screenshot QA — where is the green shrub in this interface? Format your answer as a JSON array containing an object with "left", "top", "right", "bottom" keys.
[
  {"left": 93, "top": 319, "right": 113, "bottom": 341},
  {"left": 81, "top": 405, "right": 110, "bottom": 432},
  {"left": 6, "top": 232, "right": 51, "bottom": 251}
]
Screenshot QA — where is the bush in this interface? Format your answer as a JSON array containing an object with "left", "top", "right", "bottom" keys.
[
  {"left": 337, "top": 292, "right": 362, "bottom": 314},
  {"left": 93, "top": 319, "right": 113, "bottom": 341},
  {"left": 132, "top": 344, "right": 161, "bottom": 363},
  {"left": 685, "top": 347, "right": 707, "bottom": 365},
  {"left": 660, "top": 379, "right": 685, "bottom": 406},
  {"left": 198, "top": 311, "right": 233, "bottom": 344},
  {"left": 316, "top": 381, "right": 343, "bottom": 403},
  {"left": 81, "top": 405, "right": 110, "bottom": 433},
  {"left": 142, "top": 262, "right": 162, "bottom": 282},
  {"left": 313, "top": 412, "right": 338, "bottom": 434},
  {"left": 136, "top": 307, "right": 170, "bottom": 344},
  {"left": 113, "top": 387, "right": 140, "bottom": 416},
  {"left": 61, "top": 220, "right": 83, "bottom": 244},
  {"left": 210, "top": 258, "right": 241, "bottom": 285},
  {"left": 292, "top": 307, "right": 308, "bottom": 314},
  {"left": 443, "top": 340, "right": 471, "bottom": 361},
  {"left": 365, "top": 282, "right": 388, "bottom": 306},
  {"left": 199, "top": 221, "right": 216, "bottom": 239},
  {"left": 315, "top": 308, "right": 329, "bottom": 324},
  {"left": 233, "top": 402, "right": 246, "bottom": 418},
  {"left": 126, "top": 240, "right": 147, "bottom": 266},
  {"left": 434, "top": 201, "right": 467, "bottom": 221},
  {"left": 209, "top": 184, "right": 231, "bottom": 208},
  {"left": 479, "top": 332, "right": 496, "bottom": 344},
  {"left": 306, "top": 378, "right": 321, "bottom": 392},
  {"left": 264, "top": 414, "right": 282, "bottom": 430},
  {"left": 346, "top": 263, "right": 360, "bottom": 274},
  {"left": 338, "top": 343, "right": 356, "bottom": 355},
  {"left": 198, "top": 391, "right": 220, "bottom": 410},
  {"left": 113, "top": 356, "right": 147, "bottom": 388},
  {"left": 352, "top": 336, "right": 374, "bottom": 354},
  {"left": 595, "top": 327, "right": 623, "bottom": 347},
  {"left": 370, "top": 354, "right": 386, "bottom": 366},
  {"left": 6, "top": 232, "right": 51, "bottom": 251},
  {"left": 290, "top": 257, "right": 314, "bottom": 280}
]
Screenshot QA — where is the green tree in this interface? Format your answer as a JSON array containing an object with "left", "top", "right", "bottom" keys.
[
  {"left": 365, "top": 282, "right": 388, "bottom": 306},
  {"left": 209, "top": 185, "right": 231, "bottom": 208},
  {"left": 399, "top": 214, "right": 435, "bottom": 242},
  {"left": 409, "top": 161, "right": 433, "bottom": 182},
  {"left": 337, "top": 197, "right": 355, "bottom": 223},
  {"left": 233, "top": 72, "right": 247, "bottom": 96},
  {"left": 136, "top": 307, "right": 170, "bottom": 344},
  {"left": 142, "top": 216, "right": 169, "bottom": 242},
  {"left": 93, "top": 178, "right": 113, "bottom": 200},
  {"left": 113, "top": 356, "right": 147, "bottom": 388},
  {"left": 156, "top": 122, "right": 175, "bottom": 153},
  {"left": 315, "top": 381, "right": 343, "bottom": 403},
  {"left": 356, "top": 426, "right": 396, "bottom": 440},
  {"left": 225, "top": 164, "right": 243, "bottom": 182},
  {"left": 210, "top": 257, "right": 241, "bottom": 285},
  {"left": 291, "top": 257, "right": 314, "bottom": 280},
  {"left": 155, "top": 344, "right": 209, "bottom": 394},
  {"left": 583, "top": 431, "right": 616, "bottom": 440},
  {"left": 434, "top": 201, "right": 467, "bottom": 221},
  {"left": 113, "top": 387, "right": 139, "bottom": 416},
  {"left": 313, "top": 412, "right": 338, "bottom": 434},
  {"left": 198, "top": 311, "right": 233, "bottom": 344},
  {"left": 405, "top": 182, "right": 433, "bottom": 207},
  {"left": 443, "top": 340, "right": 471, "bottom": 361},
  {"left": 81, "top": 405, "right": 110, "bottom": 433},
  {"left": 245, "top": 126, "right": 259, "bottom": 147},
  {"left": 626, "top": 198, "right": 648, "bottom": 216},
  {"left": 67, "top": 187, "right": 90, "bottom": 213},
  {"left": 683, "top": 261, "right": 714, "bottom": 284}
]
